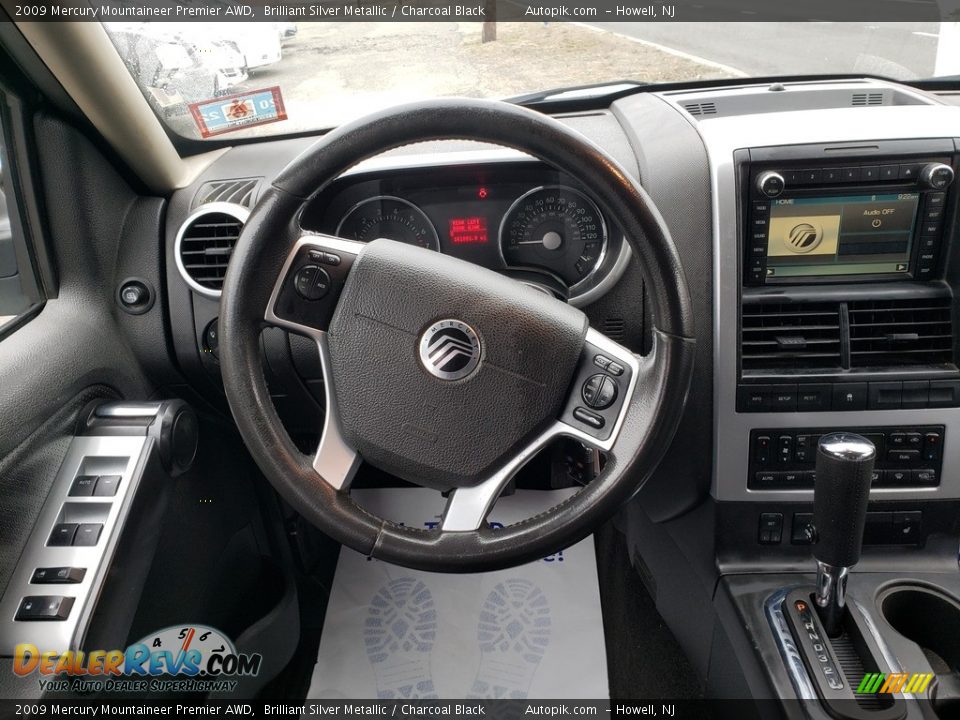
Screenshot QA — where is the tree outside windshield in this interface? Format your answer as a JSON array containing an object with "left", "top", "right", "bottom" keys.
[{"left": 103, "top": 21, "right": 960, "bottom": 140}]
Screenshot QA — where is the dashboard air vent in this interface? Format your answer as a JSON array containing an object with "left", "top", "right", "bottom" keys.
[
  {"left": 849, "top": 298, "right": 954, "bottom": 368},
  {"left": 682, "top": 101, "right": 718, "bottom": 117},
  {"left": 175, "top": 204, "right": 249, "bottom": 297},
  {"left": 851, "top": 92, "right": 884, "bottom": 106},
  {"left": 194, "top": 178, "right": 260, "bottom": 208},
  {"left": 741, "top": 302, "right": 842, "bottom": 370}
]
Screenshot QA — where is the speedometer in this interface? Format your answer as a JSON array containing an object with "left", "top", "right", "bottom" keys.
[
  {"left": 336, "top": 196, "right": 440, "bottom": 250},
  {"left": 499, "top": 186, "right": 607, "bottom": 287}
]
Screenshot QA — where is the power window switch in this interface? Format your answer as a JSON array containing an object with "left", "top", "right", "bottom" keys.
[
  {"left": 73, "top": 523, "right": 103, "bottom": 547},
  {"left": 31, "top": 567, "right": 86, "bottom": 584},
  {"left": 48, "top": 523, "right": 78, "bottom": 547},
  {"left": 69, "top": 476, "right": 98, "bottom": 497},
  {"left": 15, "top": 596, "right": 75, "bottom": 621},
  {"left": 93, "top": 475, "right": 121, "bottom": 497}
]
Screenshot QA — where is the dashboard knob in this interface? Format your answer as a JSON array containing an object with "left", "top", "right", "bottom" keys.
[
  {"left": 756, "top": 171, "right": 786, "bottom": 198},
  {"left": 920, "top": 163, "right": 955, "bottom": 191}
]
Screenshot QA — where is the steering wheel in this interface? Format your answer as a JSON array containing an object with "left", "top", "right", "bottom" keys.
[{"left": 219, "top": 99, "right": 694, "bottom": 572}]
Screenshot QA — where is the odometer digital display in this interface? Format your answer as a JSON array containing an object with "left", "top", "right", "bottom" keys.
[{"left": 499, "top": 186, "right": 607, "bottom": 286}]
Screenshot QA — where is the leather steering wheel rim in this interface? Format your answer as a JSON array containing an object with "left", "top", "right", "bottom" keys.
[{"left": 219, "top": 98, "right": 695, "bottom": 572}]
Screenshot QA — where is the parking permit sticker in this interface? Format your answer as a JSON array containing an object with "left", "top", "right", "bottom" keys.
[{"left": 189, "top": 86, "right": 287, "bottom": 138}]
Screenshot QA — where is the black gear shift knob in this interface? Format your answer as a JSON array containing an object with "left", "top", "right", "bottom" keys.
[
  {"left": 813, "top": 432, "right": 876, "bottom": 566},
  {"left": 813, "top": 432, "right": 876, "bottom": 636}
]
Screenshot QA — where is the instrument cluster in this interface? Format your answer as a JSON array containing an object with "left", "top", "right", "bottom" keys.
[{"left": 301, "top": 161, "right": 629, "bottom": 306}]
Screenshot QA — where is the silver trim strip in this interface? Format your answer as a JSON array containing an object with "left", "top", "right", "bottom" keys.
[
  {"left": 672, "top": 83, "right": 960, "bottom": 502},
  {"left": 173, "top": 201, "right": 250, "bottom": 300},
  {"left": 765, "top": 588, "right": 818, "bottom": 701}
]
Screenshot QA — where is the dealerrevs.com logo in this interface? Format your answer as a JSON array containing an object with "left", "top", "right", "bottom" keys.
[{"left": 13, "top": 624, "right": 261, "bottom": 694}]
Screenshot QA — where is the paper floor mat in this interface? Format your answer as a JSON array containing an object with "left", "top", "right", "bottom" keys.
[{"left": 307, "top": 488, "right": 608, "bottom": 700}]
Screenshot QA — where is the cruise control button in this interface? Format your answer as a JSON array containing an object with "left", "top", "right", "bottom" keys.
[
  {"left": 592, "top": 355, "right": 612, "bottom": 371},
  {"left": 294, "top": 265, "right": 331, "bottom": 301},
  {"left": 607, "top": 362, "right": 624, "bottom": 376},
  {"left": 572, "top": 407, "right": 604, "bottom": 430}
]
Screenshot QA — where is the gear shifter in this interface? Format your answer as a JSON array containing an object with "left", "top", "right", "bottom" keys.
[{"left": 812, "top": 432, "right": 876, "bottom": 637}]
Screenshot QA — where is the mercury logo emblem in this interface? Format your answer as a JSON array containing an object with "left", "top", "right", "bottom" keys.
[
  {"left": 786, "top": 222, "right": 823, "bottom": 253},
  {"left": 419, "top": 319, "right": 481, "bottom": 380}
]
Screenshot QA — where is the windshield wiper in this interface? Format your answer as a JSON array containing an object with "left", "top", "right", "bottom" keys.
[{"left": 506, "top": 80, "right": 649, "bottom": 107}]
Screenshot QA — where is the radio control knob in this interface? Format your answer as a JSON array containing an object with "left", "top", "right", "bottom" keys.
[
  {"left": 757, "top": 171, "right": 786, "bottom": 198},
  {"left": 920, "top": 163, "right": 955, "bottom": 190}
]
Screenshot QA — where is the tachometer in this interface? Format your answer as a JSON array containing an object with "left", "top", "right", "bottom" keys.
[
  {"left": 499, "top": 186, "right": 607, "bottom": 287},
  {"left": 336, "top": 196, "right": 440, "bottom": 250}
]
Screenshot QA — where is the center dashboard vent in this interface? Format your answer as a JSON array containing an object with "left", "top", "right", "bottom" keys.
[
  {"left": 849, "top": 298, "right": 954, "bottom": 368},
  {"left": 741, "top": 302, "right": 842, "bottom": 371},
  {"left": 175, "top": 203, "right": 249, "bottom": 297}
]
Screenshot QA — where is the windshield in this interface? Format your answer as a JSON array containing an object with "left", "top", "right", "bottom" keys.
[{"left": 103, "top": 21, "right": 960, "bottom": 141}]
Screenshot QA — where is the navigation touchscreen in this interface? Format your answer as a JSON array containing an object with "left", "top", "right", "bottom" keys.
[{"left": 765, "top": 193, "right": 920, "bottom": 280}]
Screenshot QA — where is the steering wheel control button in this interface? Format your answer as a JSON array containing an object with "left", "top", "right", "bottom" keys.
[
  {"left": 31, "top": 567, "right": 86, "bottom": 585},
  {"left": 418, "top": 319, "right": 482, "bottom": 381},
  {"left": 69, "top": 475, "right": 98, "bottom": 497},
  {"left": 48, "top": 523, "right": 79, "bottom": 547},
  {"left": 308, "top": 250, "right": 342, "bottom": 266},
  {"left": 573, "top": 407, "right": 605, "bottom": 430},
  {"left": 607, "top": 361, "right": 624, "bottom": 376},
  {"left": 294, "top": 265, "right": 331, "bottom": 300},
  {"left": 593, "top": 354, "right": 612, "bottom": 371},
  {"left": 582, "top": 374, "right": 618, "bottom": 410},
  {"left": 15, "top": 596, "right": 75, "bottom": 621}
]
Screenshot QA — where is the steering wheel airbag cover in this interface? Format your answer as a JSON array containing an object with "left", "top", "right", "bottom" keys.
[{"left": 328, "top": 239, "right": 587, "bottom": 490}]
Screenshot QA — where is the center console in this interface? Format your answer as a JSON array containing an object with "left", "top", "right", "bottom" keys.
[{"left": 684, "top": 83, "right": 960, "bottom": 719}]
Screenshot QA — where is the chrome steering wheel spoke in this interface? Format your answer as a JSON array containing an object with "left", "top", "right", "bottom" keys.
[
  {"left": 440, "top": 327, "right": 643, "bottom": 531},
  {"left": 264, "top": 234, "right": 365, "bottom": 491}
]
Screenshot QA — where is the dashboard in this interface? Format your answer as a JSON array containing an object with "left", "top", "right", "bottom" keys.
[
  {"left": 299, "top": 161, "right": 629, "bottom": 306},
  {"left": 164, "top": 78, "right": 960, "bottom": 522}
]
